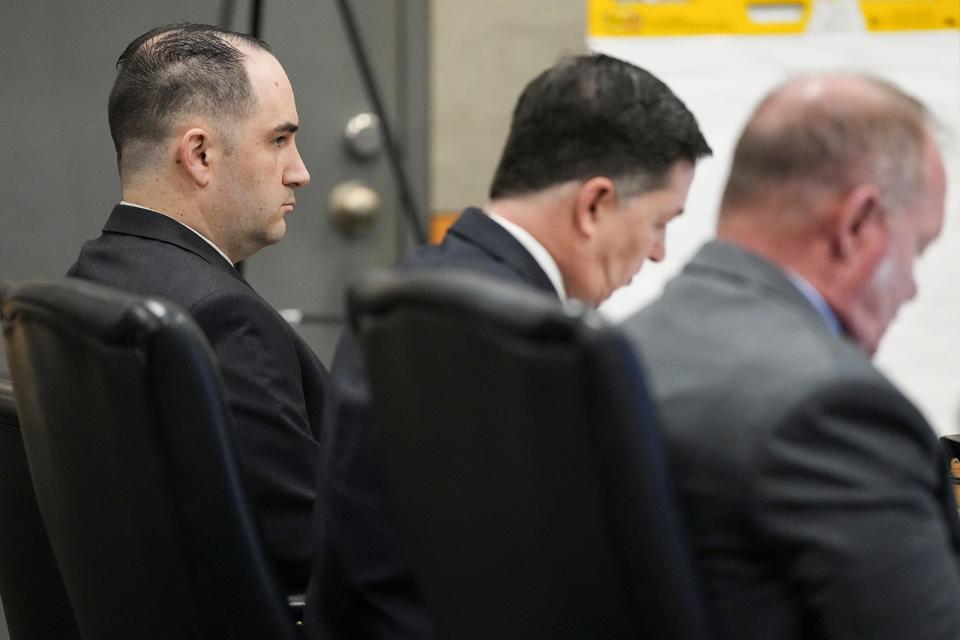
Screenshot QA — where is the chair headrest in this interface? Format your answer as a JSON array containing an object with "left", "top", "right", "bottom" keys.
[
  {"left": 347, "top": 269, "right": 609, "bottom": 343},
  {"left": 1, "top": 277, "right": 186, "bottom": 348}
]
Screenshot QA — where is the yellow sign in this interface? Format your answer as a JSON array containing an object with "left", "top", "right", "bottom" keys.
[
  {"left": 860, "top": 0, "right": 959, "bottom": 31},
  {"left": 587, "top": 0, "right": 959, "bottom": 36}
]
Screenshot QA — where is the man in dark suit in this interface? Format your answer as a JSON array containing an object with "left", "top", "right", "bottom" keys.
[
  {"left": 68, "top": 23, "right": 324, "bottom": 592},
  {"left": 623, "top": 74, "right": 960, "bottom": 638},
  {"left": 306, "top": 54, "right": 712, "bottom": 639}
]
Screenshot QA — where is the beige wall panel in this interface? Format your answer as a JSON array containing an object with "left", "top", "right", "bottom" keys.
[{"left": 430, "top": 1, "right": 586, "bottom": 211}]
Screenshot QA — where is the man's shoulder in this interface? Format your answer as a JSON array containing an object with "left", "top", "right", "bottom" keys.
[
  {"left": 71, "top": 231, "right": 244, "bottom": 301},
  {"left": 630, "top": 254, "right": 867, "bottom": 372},
  {"left": 70, "top": 232, "right": 309, "bottom": 363},
  {"left": 625, "top": 263, "right": 897, "bottom": 437},
  {"left": 397, "top": 209, "right": 540, "bottom": 287},
  {"left": 402, "top": 243, "right": 517, "bottom": 279},
  {"left": 398, "top": 235, "right": 525, "bottom": 285}
]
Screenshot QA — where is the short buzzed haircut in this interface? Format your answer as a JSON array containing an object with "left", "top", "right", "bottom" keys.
[
  {"left": 108, "top": 23, "right": 271, "bottom": 175},
  {"left": 489, "top": 53, "right": 711, "bottom": 200},
  {"left": 721, "top": 74, "right": 932, "bottom": 216}
]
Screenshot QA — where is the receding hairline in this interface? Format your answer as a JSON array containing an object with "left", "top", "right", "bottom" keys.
[
  {"left": 719, "top": 72, "right": 934, "bottom": 219},
  {"left": 126, "top": 23, "right": 270, "bottom": 63},
  {"left": 748, "top": 73, "right": 928, "bottom": 134},
  {"left": 113, "top": 27, "right": 273, "bottom": 180}
]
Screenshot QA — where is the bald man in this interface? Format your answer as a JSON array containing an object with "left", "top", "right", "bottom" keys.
[{"left": 623, "top": 74, "right": 960, "bottom": 639}]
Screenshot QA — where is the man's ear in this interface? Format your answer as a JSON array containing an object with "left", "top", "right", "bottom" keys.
[
  {"left": 572, "top": 176, "right": 616, "bottom": 238},
  {"left": 177, "top": 128, "right": 214, "bottom": 187},
  {"left": 831, "top": 184, "right": 887, "bottom": 262}
]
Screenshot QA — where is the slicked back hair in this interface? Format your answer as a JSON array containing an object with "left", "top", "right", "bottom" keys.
[
  {"left": 721, "top": 74, "right": 932, "bottom": 217},
  {"left": 108, "top": 23, "right": 272, "bottom": 176},
  {"left": 488, "top": 54, "right": 711, "bottom": 201}
]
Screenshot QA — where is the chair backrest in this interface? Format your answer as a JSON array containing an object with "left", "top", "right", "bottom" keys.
[
  {"left": 348, "top": 269, "right": 712, "bottom": 640},
  {"left": 0, "top": 278, "right": 298, "bottom": 640},
  {"left": 0, "top": 371, "right": 80, "bottom": 640}
]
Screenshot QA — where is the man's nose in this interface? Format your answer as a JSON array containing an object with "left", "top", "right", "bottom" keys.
[
  {"left": 648, "top": 238, "right": 666, "bottom": 263},
  {"left": 906, "top": 274, "right": 918, "bottom": 301},
  {"left": 285, "top": 144, "right": 311, "bottom": 188}
]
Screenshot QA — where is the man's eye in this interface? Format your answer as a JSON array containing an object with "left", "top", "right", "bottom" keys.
[{"left": 274, "top": 135, "right": 288, "bottom": 146}]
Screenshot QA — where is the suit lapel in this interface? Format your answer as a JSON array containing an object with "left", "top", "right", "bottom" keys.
[
  {"left": 102, "top": 204, "right": 249, "bottom": 287},
  {"left": 447, "top": 208, "right": 558, "bottom": 297}
]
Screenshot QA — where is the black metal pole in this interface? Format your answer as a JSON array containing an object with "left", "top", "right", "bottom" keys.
[
  {"left": 333, "top": 0, "right": 428, "bottom": 245},
  {"left": 250, "top": 0, "right": 264, "bottom": 38}
]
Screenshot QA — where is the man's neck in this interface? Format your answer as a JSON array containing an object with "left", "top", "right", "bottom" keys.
[
  {"left": 717, "top": 220, "right": 846, "bottom": 334},
  {"left": 718, "top": 213, "right": 826, "bottom": 285}
]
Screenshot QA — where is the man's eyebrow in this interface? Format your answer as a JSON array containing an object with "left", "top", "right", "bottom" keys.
[{"left": 273, "top": 122, "right": 299, "bottom": 134}]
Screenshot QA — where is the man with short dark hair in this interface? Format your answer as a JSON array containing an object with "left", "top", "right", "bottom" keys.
[
  {"left": 307, "top": 53, "right": 711, "bottom": 639},
  {"left": 68, "top": 23, "right": 325, "bottom": 592},
  {"left": 623, "top": 73, "right": 960, "bottom": 639}
]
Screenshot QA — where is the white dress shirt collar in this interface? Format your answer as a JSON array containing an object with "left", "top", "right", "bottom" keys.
[
  {"left": 485, "top": 209, "right": 567, "bottom": 301},
  {"left": 785, "top": 269, "right": 843, "bottom": 336}
]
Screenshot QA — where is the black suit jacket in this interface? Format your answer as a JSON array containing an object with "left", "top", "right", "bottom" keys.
[
  {"left": 68, "top": 204, "right": 328, "bottom": 591},
  {"left": 306, "top": 208, "right": 557, "bottom": 639},
  {"left": 622, "top": 240, "right": 960, "bottom": 639}
]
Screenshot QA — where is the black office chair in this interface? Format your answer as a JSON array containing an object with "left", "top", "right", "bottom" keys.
[
  {"left": 0, "top": 371, "right": 80, "bottom": 640},
  {"left": 348, "top": 269, "right": 712, "bottom": 640},
  {"left": 0, "top": 278, "right": 299, "bottom": 640}
]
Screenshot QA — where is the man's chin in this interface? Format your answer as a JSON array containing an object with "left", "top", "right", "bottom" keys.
[
  {"left": 851, "top": 327, "right": 883, "bottom": 359},
  {"left": 266, "top": 220, "right": 287, "bottom": 245}
]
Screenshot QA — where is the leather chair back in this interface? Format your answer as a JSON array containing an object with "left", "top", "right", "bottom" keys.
[
  {"left": 0, "top": 372, "right": 80, "bottom": 640},
  {"left": 1, "top": 278, "right": 298, "bottom": 640},
  {"left": 348, "top": 269, "right": 712, "bottom": 640}
]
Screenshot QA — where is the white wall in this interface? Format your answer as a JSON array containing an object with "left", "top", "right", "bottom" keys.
[{"left": 591, "top": 29, "right": 960, "bottom": 435}]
